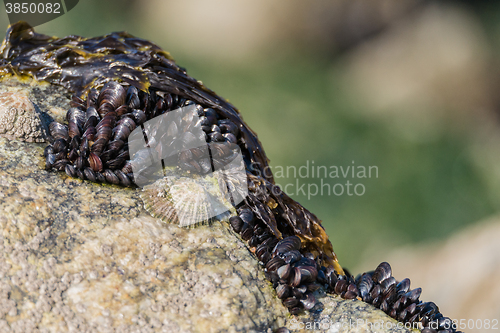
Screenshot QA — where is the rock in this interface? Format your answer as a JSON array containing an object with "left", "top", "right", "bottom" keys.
[{"left": 0, "top": 77, "right": 412, "bottom": 332}]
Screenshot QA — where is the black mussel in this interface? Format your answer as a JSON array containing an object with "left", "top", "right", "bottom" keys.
[
  {"left": 83, "top": 126, "right": 96, "bottom": 141},
  {"left": 66, "top": 107, "right": 86, "bottom": 129},
  {"left": 65, "top": 164, "right": 76, "bottom": 178},
  {"left": 300, "top": 293, "right": 316, "bottom": 310},
  {"left": 335, "top": 279, "right": 348, "bottom": 294},
  {"left": 75, "top": 155, "right": 87, "bottom": 170},
  {"left": 49, "top": 122, "right": 69, "bottom": 141},
  {"left": 103, "top": 169, "right": 120, "bottom": 185},
  {"left": 209, "top": 132, "right": 224, "bottom": 142},
  {"left": 273, "top": 236, "right": 301, "bottom": 257},
  {"left": 91, "top": 138, "right": 107, "bottom": 156},
  {"left": 88, "top": 153, "right": 103, "bottom": 172},
  {"left": 98, "top": 81, "right": 126, "bottom": 110},
  {"left": 219, "top": 121, "right": 239, "bottom": 136},
  {"left": 240, "top": 224, "right": 254, "bottom": 241},
  {"left": 282, "top": 250, "right": 302, "bottom": 264},
  {"left": 83, "top": 116, "right": 98, "bottom": 131},
  {"left": 372, "top": 262, "right": 392, "bottom": 284},
  {"left": 223, "top": 133, "right": 237, "bottom": 144},
  {"left": 84, "top": 167, "right": 96, "bottom": 182},
  {"left": 107, "top": 140, "right": 124, "bottom": 154},
  {"left": 126, "top": 86, "right": 140, "bottom": 109},
  {"left": 96, "top": 125, "right": 112, "bottom": 142},
  {"left": 43, "top": 145, "right": 54, "bottom": 157},
  {"left": 229, "top": 216, "right": 244, "bottom": 233},
  {"left": 115, "top": 105, "right": 130, "bottom": 116},
  {"left": 277, "top": 264, "right": 292, "bottom": 280},
  {"left": 86, "top": 106, "right": 100, "bottom": 121},
  {"left": 256, "top": 244, "right": 269, "bottom": 260},
  {"left": 275, "top": 328, "right": 290, "bottom": 333},
  {"left": 289, "top": 307, "right": 303, "bottom": 315},
  {"left": 405, "top": 288, "right": 422, "bottom": 303},
  {"left": 421, "top": 301, "right": 439, "bottom": 317},
  {"left": 115, "top": 170, "right": 131, "bottom": 186},
  {"left": 97, "top": 102, "right": 115, "bottom": 118},
  {"left": 69, "top": 135, "right": 80, "bottom": 150},
  {"left": 68, "top": 121, "right": 81, "bottom": 139},
  {"left": 75, "top": 168, "right": 85, "bottom": 180},
  {"left": 239, "top": 209, "right": 255, "bottom": 225},
  {"left": 68, "top": 148, "right": 79, "bottom": 161},
  {"left": 248, "top": 235, "right": 260, "bottom": 248},
  {"left": 276, "top": 284, "right": 290, "bottom": 299},
  {"left": 45, "top": 153, "right": 56, "bottom": 170},
  {"left": 130, "top": 110, "right": 147, "bottom": 125},
  {"left": 283, "top": 297, "right": 299, "bottom": 308},
  {"left": 95, "top": 172, "right": 106, "bottom": 183},
  {"left": 113, "top": 123, "right": 132, "bottom": 142},
  {"left": 52, "top": 138, "right": 67, "bottom": 153},
  {"left": 80, "top": 137, "right": 90, "bottom": 157},
  {"left": 52, "top": 159, "right": 69, "bottom": 171},
  {"left": 87, "top": 88, "right": 99, "bottom": 109},
  {"left": 381, "top": 276, "right": 396, "bottom": 292},
  {"left": 396, "top": 278, "right": 411, "bottom": 295},
  {"left": 266, "top": 257, "right": 285, "bottom": 272}
]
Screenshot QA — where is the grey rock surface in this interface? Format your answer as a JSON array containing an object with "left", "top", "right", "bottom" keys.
[{"left": 0, "top": 77, "right": 413, "bottom": 333}]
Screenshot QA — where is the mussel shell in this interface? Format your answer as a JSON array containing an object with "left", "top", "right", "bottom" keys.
[
  {"left": 372, "top": 262, "right": 392, "bottom": 284},
  {"left": 277, "top": 264, "right": 291, "bottom": 280},
  {"left": 97, "top": 81, "right": 126, "bottom": 110},
  {"left": 83, "top": 167, "right": 96, "bottom": 182},
  {"left": 103, "top": 169, "right": 120, "bottom": 185},
  {"left": 272, "top": 236, "right": 301, "bottom": 257},
  {"left": 229, "top": 216, "right": 244, "bottom": 233},
  {"left": 76, "top": 155, "right": 87, "bottom": 170},
  {"left": 88, "top": 152, "right": 103, "bottom": 172},
  {"left": 115, "top": 170, "right": 131, "bottom": 186},
  {"left": 335, "top": 279, "right": 348, "bottom": 294},
  {"left": 45, "top": 153, "right": 56, "bottom": 170},
  {"left": 115, "top": 105, "right": 131, "bottom": 116},
  {"left": 126, "top": 85, "right": 141, "bottom": 109},
  {"left": 52, "top": 159, "right": 69, "bottom": 171},
  {"left": 52, "top": 138, "right": 67, "bottom": 153},
  {"left": 396, "top": 278, "right": 411, "bottom": 295},
  {"left": 240, "top": 225, "right": 253, "bottom": 241},
  {"left": 405, "top": 288, "right": 422, "bottom": 303},
  {"left": 300, "top": 293, "right": 316, "bottom": 310},
  {"left": 282, "top": 297, "right": 299, "bottom": 308},
  {"left": 276, "top": 284, "right": 290, "bottom": 299},
  {"left": 266, "top": 257, "right": 285, "bottom": 272},
  {"left": 87, "top": 89, "right": 99, "bottom": 109},
  {"left": 91, "top": 138, "right": 107, "bottom": 156},
  {"left": 282, "top": 250, "right": 302, "bottom": 264},
  {"left": 49, "top": 122, "right": 69, "bottom": 141},
  {"left": 86, "top": 106, "right": 100, "bottom": 121},
  {"left": 83, "top": 126, "right": 96, "bottom": 141},
  {"left": 65, "top": 164, "right": 76, "bottom": 178},
  {"left": 43, "top": 145, "right": 54, "bottom": 157},
  {"left": 381, "top": 276, "right": 396, "bottom": 292}
]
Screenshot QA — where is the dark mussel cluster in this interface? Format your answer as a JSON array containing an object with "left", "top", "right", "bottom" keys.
[
  {"left": 44, "top": 81, "right": 241, "bottom": 185},
  {"left": 230, "top": 209, "right": 462, "bottom": 333}
]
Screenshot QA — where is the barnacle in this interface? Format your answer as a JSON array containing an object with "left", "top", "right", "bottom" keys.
[{"left": 0, "top": 91, "right": 49, "bottom": 142}]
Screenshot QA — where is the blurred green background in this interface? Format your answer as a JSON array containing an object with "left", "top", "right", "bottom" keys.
[{"left": 1, "top": 0, "right": 500, "bottom": 323}]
